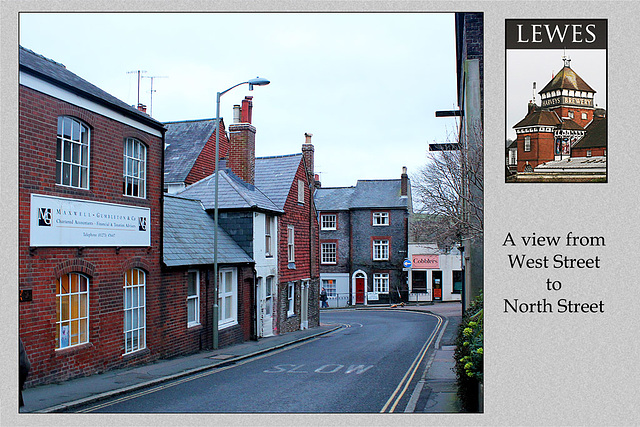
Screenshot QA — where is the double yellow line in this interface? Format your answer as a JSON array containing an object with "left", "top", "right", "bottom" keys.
[{"left": 380, "top": 313, "right": 443, "bottom": 413}]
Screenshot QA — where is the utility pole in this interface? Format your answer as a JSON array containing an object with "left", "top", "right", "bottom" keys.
[
  {"left": 126, "top": 70, "right": 147, "bottom": 108},
  {"left": 142, "top": 75, "right": 168, "bottom": 117}
]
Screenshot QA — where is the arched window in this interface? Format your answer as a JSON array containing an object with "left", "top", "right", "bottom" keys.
[
  {"left": 124, "top": 268, "right": 146, "bottom": 354},
  {"left": 56, "top": 272, "right": 89, "bottom": 349},
  {"left": 56, "top": 116, "right": 90, "bottom": 189},
  {"left": 123, "top": 138, "right": 147, "bottom": 198}
]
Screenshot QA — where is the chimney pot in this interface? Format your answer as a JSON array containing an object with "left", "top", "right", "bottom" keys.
[{"left": 233, "top": 105, "right": 241, "bottom": 123}]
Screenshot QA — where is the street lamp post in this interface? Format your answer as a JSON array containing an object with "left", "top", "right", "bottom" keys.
[{"left": 213, "top": 77, "right": 270, "bottom": 350}]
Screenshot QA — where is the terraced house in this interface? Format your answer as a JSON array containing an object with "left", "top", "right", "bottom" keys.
[
  {"left": 315, "top": 168, "right": 411, "bottom": 307},
  {"left": 166, "top": 101, "right": 320, "bottom": 337}
]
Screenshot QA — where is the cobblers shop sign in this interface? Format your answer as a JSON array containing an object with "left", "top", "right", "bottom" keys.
[
  {"left": 30, "top": 194, "right": 150, "bottom": 247},
  {"left": 412, "top": 254, "right": 439, "bottom": 269}
]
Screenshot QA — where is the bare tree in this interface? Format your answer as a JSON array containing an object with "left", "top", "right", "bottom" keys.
[{"left": 412, "top": 122, "right": 484, "bottom": 248}]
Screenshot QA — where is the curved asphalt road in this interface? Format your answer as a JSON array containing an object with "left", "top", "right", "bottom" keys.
[{"left": 84, "top": 309, "right": 441, "bottom": 413}]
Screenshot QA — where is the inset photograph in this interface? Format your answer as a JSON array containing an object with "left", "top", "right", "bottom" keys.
[{"left": 505, "top": 19, "right": 607, "bottom": 182}]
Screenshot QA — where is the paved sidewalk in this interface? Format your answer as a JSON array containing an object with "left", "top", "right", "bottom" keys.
[{"left": 20, "top": 302, "right": 463, "bottom": 414}]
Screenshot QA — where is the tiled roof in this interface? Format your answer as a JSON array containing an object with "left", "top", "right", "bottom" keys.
[
  {"left": 573, "top": 116, "right": 607, "bottom": 149},
  {"left": 19, "top": 46, "right": 163, "bottom": 130},
  {"left": 315, "top": 179, "right": 410, "bottom": 211},
  {"left": 539, "top": 65, "right": 596, "bottom": 94},
  {"left": 164, "top": 119, "right": 217, "bottom": 183},
  {"left": 557, "top": 119, "right": 585, "bottom": 131},
  {"left": 177, "top": 169, "right": 282, "bottom": 213},
  {"left": 513, "top": 108, "right": 561, "bottom": 129},
  {"left": 255, "top": 154, "right": 303, "bottom": 209},
  {"left": 163, "top": 195, "right": 253, "bottom": 267},
  {"left": 314, "top": 187, "right": 356, "bottom": 211}
]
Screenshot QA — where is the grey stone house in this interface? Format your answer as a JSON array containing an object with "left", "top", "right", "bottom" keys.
[{"left": 314, "top": 168, "right": 412, "bottom": 306}]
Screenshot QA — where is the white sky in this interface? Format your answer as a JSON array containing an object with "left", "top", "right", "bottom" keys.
[
  {"left": 506, "top": 49, "right": 607, "bottom": 141},
  {"left": 19, "top": 12, "right": 459, "bottom": 188}
]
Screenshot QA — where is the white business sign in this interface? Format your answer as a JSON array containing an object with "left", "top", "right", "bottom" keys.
[{"left": 30, "top": 194, "right": 151, "bottom": 247}]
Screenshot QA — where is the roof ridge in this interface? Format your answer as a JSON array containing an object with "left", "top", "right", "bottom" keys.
[
  {"left": 221, "top": 170, "right": 258, "bottom": 207},
  {"left": 256, "top": 153, "right": 302, "bottom": 160},
  {"left": 20, "top": 46, "right": 65, "bottom": 68},
  {"left": 164, "top": 118, "right": 218, "bottom": 125}
]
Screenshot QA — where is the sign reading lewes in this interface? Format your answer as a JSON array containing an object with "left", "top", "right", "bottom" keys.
[
  {"left": 412, "top": 254, "right": 439, "bottom": 269},
  {"left": 31, "top": 194, "right": 150, "bottom": 247}
]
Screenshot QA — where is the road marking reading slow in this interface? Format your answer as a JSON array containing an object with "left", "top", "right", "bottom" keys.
[{"left": 263, "top": 363, "right": 374, "bottom": 375}]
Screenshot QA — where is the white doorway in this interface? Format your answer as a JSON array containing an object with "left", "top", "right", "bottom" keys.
[
  {"left": 257, "top": 276, "right": 274, "bottom": 337},
  {"left": 300, "top": 280, "right": 309, "bottom": 330}
]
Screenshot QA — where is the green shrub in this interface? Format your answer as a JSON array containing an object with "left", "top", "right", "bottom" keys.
[{"left": 454, "top": 292, "right": 483, "bottom": 412}]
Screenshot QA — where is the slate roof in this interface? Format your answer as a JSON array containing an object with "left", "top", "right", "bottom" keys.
[
  {"left": 19, "top": 46, "right": 163, "bottom": 131},
  {"left": 513, "top": 107, "right": 561, "bottom": 129},
  {"left": 177, "top": 169, "right": 282, "bottom": 214},
  {"left": 164, "top": 119, "right": 218, "bottom": 184},
  {"left": 573, "top": 116, "right": 607, "bottom": 149},
  {"left": 540, "top": 65, "right": 596, "bottom": 94},
  {"left": 163, "top": 195, "right": 253, "bottom": 267},
  {"left": 255, "top": 154, "right": 304, "bottom": 209},
  {"left": 557, "top": 119, "right": 585, "bottom": 131},
  {"left": 315, "top": 179, "right": 410, "bottom": 211}
]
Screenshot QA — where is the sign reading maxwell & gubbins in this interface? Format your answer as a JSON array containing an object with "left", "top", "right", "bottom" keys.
[
  {"left": 30, "top": 194, "right": 151, "bottom": 247},
  {"left": 412, "top": 254, "right": 439, "bottom": 269}
]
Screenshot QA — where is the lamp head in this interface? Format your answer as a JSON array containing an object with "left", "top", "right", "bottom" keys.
[{"left": 248, "top": 77, "right": 270, "bottom": 91}]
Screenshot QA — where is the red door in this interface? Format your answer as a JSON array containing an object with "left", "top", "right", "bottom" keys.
[{"left": 355, "top": 277, "right": 365, "bottom": 304}]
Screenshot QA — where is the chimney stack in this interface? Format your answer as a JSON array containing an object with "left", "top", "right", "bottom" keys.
[
  {"left": 302, "top": 133, "right": 315, "bottom": 183},
  {"left": 137, "top": 103, "right": 147, "bottom": 113},
  {"left": 401, "top": 166, "right": 408, "bottom": 197},
  {"left": 228, "top": 96, "right": 257, "bottom": 184},
  {"left": 241, "top": 96, "right": 253, "bottom": 123}
]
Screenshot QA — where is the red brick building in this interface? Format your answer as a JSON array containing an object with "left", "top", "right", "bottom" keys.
[
  {"left": 255, "top": 135, "right": 320, "bottom": 334},
  {"left": 513, "top": 57, "right": 606, "bottom": 172},
  {"left": 19, "top": 47, "right": 166, "bottom": 386}
]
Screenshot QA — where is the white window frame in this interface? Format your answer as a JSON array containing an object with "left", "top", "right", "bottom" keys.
[
  {"left": 123, "top": 137, "right": 147, "bottom": 198},
  {"left": 524, "top": 135, "right": 531, "bottom": 152},
  {"left": 187, "top": 270, "right": 200, "bottom": 327},
  {"left": 582, "top": 112, "right": 588, "bottom": 120},
  {"left": 373, "top": 239, "right": 389, "bottom": 261},
  {"left": 265, "top": 215, "right": 274, "bottom": 257},
  {"left": 124, "top": 268, "right": 146, "bottom": 355},
  {"left": 288, "top": 225, "right": 295, "bottom": 263},
  {"left": 56, "top": 272, "right": 90, "bottom": 350},
  {"left": 321, "top": 242, "right": 337, "bottom": 264},
  {"left": 287, "top": 282, "right": 295, "bottom": 317},
  {"left": 298, "top": 179, "right": 305, "bottom": 203},
  {"left": 373, "top": 211, "right": 389, "bottom": 226},
  {"left": 586, "top": 150, "right": 592, "bottom": 157},
  {"left": 321, "top": 214, "right": 337, "bottom": 230},
  {"left": 568, "top": 111, "right": 574, "bottom": 119},
  {"left": 322, "top": 279, "right": 337, "bottom": 297},
  {"left": 56, "top": 116, "right": 90, "bottom": 189},
  {"left": 373, "top": 273, "right": 390, "bottom": 293},
  {"left": 218, "top": 267, "right": 238, "bottom": 329}
]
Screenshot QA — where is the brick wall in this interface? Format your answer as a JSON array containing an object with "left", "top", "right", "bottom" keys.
[
  {"left": 275, "top": 159, "right": 320, "bottom": 333},
  {"left": 19, "top": 85, "right": 164, "bottom": 386},
  {"left": 186, "top": 120, "right": 230, "bottom": 186},
  {"left": 350, "top": 208, "right": 409, "bottom": 303},
  {"left": 517, "top": 131, "right": 555, "bottom": 171},
  {"left": 160, "top": 264, "right": 255, "bottom": 355}
]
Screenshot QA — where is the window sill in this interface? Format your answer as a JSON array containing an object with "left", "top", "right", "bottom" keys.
[
  {"left": 55, "top": 341, "right": 92, "bottom": 354},
  {"left": 187, "top": 322, "right": 202, "bottom": 329},
  {"left": 122, "top": 347, "right": 150, "bottom": 360},
  {"left": 218, "top": 320, "right": 238, "bottom": 330}
]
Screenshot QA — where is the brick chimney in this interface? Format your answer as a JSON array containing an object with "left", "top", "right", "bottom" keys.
[
  {"left": 228, "top": 96, "right": 256, "bottom": 185},
  {"left": 137, "top": 103, "right": 147, "bottom": 113},
  {"left": 401, "top": 166, "right": 408, "bottom": 197},
  {"left": 302, "top": 133, "right": 314, "bottom": 183}
]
